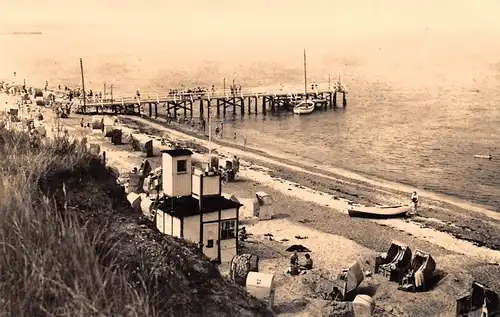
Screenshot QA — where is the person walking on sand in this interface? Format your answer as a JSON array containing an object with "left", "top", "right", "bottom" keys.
[
  {"left": 233, "top": 131, "right": 236, "bottom": 141},
  {"left": 243, "top": 134, "right": 247, "bottom": 146}
]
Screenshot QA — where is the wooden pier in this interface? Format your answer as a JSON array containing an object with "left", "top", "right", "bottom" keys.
[{"left": 74, "top": 87, "right": 348, "bottom": 119}]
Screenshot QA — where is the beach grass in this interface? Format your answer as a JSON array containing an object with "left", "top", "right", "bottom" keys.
[
  {"left": 0, "top": 127, "right": 273, "bottom": 317},
  {"left": 0, "top": 130, "right": 153, "bottom": 317}
]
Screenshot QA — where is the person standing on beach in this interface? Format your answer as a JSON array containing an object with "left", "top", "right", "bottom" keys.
[
  {"left": 200, "top": 117, "right": 206, "bottom": 133},
  {"left": 233, "top": 131, "right": 236, "bottom": 141},
  {"left": 410, "top": 191, "right": 419, "bottom": 216},
  {"left": 215, "top": 124, "right": 220, "bottom": 138},
  {"left": 243, "top": 134, "right": 247, "bottom": 146}
]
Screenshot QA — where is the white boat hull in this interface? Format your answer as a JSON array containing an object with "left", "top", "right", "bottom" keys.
[
  {"left": 348, "top": 204, "right": 411, "bottom": 218},
  {"left": 474, "top": 155, "right": 492, "bottom": 160},
  {"left": 293, "top": 100, "right": 315, "bottom": 115}
]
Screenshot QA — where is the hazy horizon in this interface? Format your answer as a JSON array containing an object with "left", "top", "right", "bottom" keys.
[{"left": 2, "top": 1, "right": 500, "bottom": 91}]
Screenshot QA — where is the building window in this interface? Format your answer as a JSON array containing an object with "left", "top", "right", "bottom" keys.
[
  {"left": 177, "top": 160, "right": 187, "bottom": 173},
  {"left": 220, "top": 220, "right": 236, "bottom": 240},
  {"left": 206, "top": 239, "right": 214, "bottom": 248}
]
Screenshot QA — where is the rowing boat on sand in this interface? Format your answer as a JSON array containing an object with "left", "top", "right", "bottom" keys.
[{"left": 347, "top": 203, "right": 411, "bottom": 218}]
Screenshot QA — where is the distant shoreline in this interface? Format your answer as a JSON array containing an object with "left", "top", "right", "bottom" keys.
[{"left": 0, "top": 32, "right": 42, "bottom": 35}]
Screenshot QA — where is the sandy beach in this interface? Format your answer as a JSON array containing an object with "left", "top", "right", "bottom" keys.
[{"left": 2, "top": 88, "right": 499, "bottom": 317}]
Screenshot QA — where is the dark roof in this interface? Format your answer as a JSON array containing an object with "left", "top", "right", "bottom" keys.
[
  {"left": 157, "top": 195, "right": 242, "bottom": 218},
  {"left": 161, "top": 149, "right": 193, "bottom": 157}
]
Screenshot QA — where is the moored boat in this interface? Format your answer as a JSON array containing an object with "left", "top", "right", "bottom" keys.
[
  {"left": 293, "top": 99, "right": 315, "bottom": 115},
  {"left": 347, "top": 202, "right": 411, "bottom": 218}
]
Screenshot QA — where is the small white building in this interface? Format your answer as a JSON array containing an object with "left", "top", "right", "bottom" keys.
[{"left": 155, "top": 149, "right": 242, "bottom": 263}]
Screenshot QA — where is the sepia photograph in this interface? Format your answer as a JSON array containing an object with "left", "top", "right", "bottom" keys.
[{"left": 1, "top": 1, "right": 499, "bottom": 316}]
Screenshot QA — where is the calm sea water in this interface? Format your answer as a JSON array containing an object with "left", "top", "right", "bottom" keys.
[{"left": 2, "top": 26, "right": 500, "bottom": 210}]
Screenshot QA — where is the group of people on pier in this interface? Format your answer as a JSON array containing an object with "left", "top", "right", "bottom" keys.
[{"left": 168, "top": 86, "right": 208, "bottom": 98}]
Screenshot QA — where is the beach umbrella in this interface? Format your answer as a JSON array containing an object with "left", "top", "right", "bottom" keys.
[{"left": 285, "top": 245, "right": 311, "bottom": 253}]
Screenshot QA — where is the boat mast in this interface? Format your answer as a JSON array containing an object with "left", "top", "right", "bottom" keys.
[
  {"left": 303, "top": 49, "right": 308, "bottom": 97},
  {"left": 80, "top": 58, "right": 86, "bottom": 109}
]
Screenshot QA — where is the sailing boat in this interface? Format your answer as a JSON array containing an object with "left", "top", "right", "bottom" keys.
[{"left": 293, "top": 49, "right": 315, "bottom": 115}]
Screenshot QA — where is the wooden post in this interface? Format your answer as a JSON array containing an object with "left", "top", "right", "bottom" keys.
[
  {"left": 148, "top": 102, "right": 152, "bottom": 117},
  {"left": 262, "top": 96, "right": 266, "bottom": 115},
  {"left": 154, "top": 102, "right": 158, "bottom": 118},
  {"left": 80, "top": 58, "right": 86, "bottom": 112},
  {"left": 216, "top": 99, "right": 220, "bottom": 116},
  {"left": 200, "top": 99, "right": 204, "bottom": 117},
  {"left": 254, "top": 96, "right": 258, "bottom": 114},
  {"left": 104, "top": 83, "right": 106, "bottom": 101},
  {"left": 240, "top": 97, "right": 245, "bottom": 116},
  {"left": 342, "top": 92, "right": 347, "bottom": 107}
]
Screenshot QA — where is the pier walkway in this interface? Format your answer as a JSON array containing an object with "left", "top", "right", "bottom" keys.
[{"left": 74, "top": 85, "right": 348, "bottom": 118}]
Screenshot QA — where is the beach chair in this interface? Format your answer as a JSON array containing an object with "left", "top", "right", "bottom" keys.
[
  {"left": 399, "top": 250, "right": 436, "bottom": 292},
  {"left": 374, "top": 241, "right": 412, "bottom": 283},
  {"left": 229, "top": 254, "right": 259, "bottom": 286},
  {"left": 332, "top": 261, "right": 365, "bottom": 300},
  {"left": 315, "top": 261, "right": 364, "bottom": 301},
  {"left": 456, "top": 281, "right": 500, "bottom": 317}
]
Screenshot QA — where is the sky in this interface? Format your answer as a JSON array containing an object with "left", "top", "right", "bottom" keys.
[{"left": 2, "top": 0, "right": 500, "bottom": 37}]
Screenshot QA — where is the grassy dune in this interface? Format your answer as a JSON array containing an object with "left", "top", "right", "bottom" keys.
[{"left": 0, "top": 129, "right": 273, "bottom": 317}]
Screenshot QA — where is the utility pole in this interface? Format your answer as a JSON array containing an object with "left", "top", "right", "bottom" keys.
[{"left": 110, "top": 84, "right": 113, "bottom": 102}]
